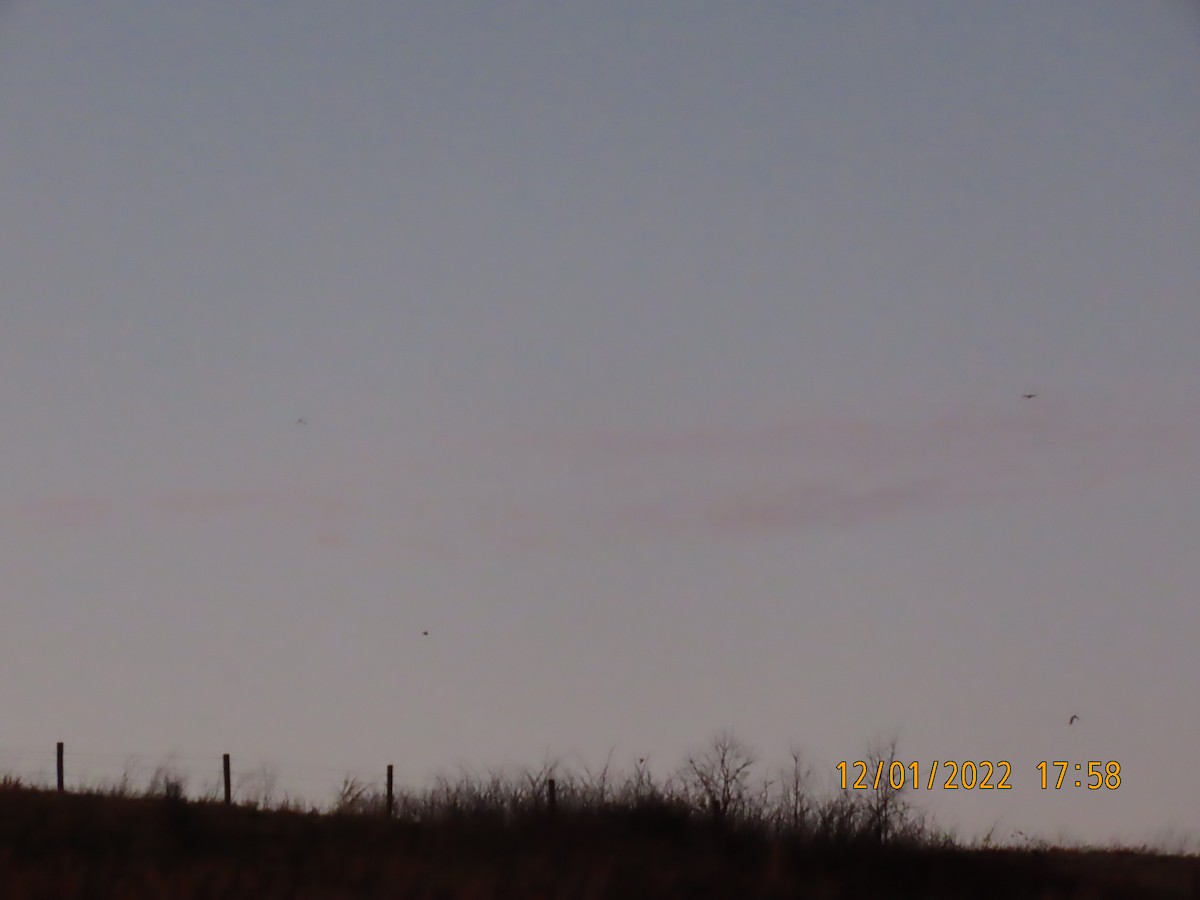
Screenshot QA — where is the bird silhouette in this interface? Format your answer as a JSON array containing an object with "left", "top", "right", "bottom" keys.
[
  {"left": 1022, "top": 393, "right": 1037, "bottom": 400},
  {"left": 296, "top": 418, "right": 307, "bottom": 425},
  {"left": 422, "top": 631, "right": 429, "bottom": 636},
  {"left": 1069, "top": 715, "right": 1079, "bottom": 725}
]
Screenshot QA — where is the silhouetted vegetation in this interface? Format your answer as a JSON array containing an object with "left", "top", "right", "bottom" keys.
[{"left": 1, "top": 734, "right": 1197, "bottom": 898}]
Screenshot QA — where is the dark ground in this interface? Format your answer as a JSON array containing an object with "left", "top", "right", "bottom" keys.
[{"left": 1, "top": 785, "right": 1198, "bottom": 899}]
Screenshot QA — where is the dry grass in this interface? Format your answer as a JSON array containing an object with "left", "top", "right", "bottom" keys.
[{"left": 1, "top": 743, "right": 1197, "bottom": 898}]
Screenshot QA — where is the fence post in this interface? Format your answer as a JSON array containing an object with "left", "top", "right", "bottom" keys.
[
  {"left": 223, "top": 754, "right": 232, "bottom": 806},
  {"left": 57, "top": 742, "right": 64, "bottom": 793},
  {"left": 547, "top": 777, "right": 556, "bottom": 817},
  {"left": 386, "top": 765, "right": 394, "bottom": 819}
]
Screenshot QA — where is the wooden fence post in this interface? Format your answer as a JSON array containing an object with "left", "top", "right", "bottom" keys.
[
  {"left": 57, "top": 742, "right": 64, "bottom": 793},
  {"left": 386, "top": 765, "right": 394, "bottom": 819},
  {"left": 223, "top": 754, "right": 232, "bottom": 806}
]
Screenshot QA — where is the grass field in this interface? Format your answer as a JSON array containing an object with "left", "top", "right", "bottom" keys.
[{"left": 2, "top": 756, "right": 1197, "bottom": 899}]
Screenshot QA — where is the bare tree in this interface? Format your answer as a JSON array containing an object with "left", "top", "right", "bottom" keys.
[
  {"left": 678, "top": 731, "right": 757, "bottom": 823},
  {"left": 861, "top": 734, "right": 921, "bottom": 844},
  {"left": 775, "top": 746, "right": 813, "bottom": 836}
]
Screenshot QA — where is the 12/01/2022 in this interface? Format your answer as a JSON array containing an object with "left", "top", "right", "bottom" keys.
[{"left": 837, "top": 760, "right": 1012, "bottom": 791}]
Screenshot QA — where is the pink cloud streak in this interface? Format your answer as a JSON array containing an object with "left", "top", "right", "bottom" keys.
[
  {"left": 559, "top": 397, "right": 1200, "bottom": 540},
  {"left": 147, "top": 488, "right": 353, "bottom": 521},
  {"left": 6, "top": 494, "right": 115, "bottom": 530},
  {"left": 3, "top": 486, "right": 357, "bottom": 545}
]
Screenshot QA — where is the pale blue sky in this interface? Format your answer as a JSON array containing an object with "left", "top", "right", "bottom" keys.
[{"left": 2, "top": 1, "right": 1199, "bottom": 844}]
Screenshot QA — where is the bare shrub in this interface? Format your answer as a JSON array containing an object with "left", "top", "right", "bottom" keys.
[
  {"left": 106, "top": 756, "right": 143, "bottom": 797},
  {"left": 147, "top": 763, "right": 187, "bottom": 803},
  {"left": 425, "top": 767, "right": 515, "bottom": 823},
  {"left": 859, "top": 734, "right": 928, "bottom": 845},
  {"left": 813, "top": 789, "right": 869, "bottom": 843},
  {"left": 772, "top": 747, "right": 814, "bottom": 837},
  {"left": 519, "top": 759, "right": 559, "bottom": 813},
  {"left": 572, "top": 748, "right": 617, "bottom": 809},
  {"left": 235, "top": 762, "right": 280, "bottom": 809},
  {"left": 677, "top": 730, "right": 758, "bottom": 823},
  {"left": 620, "top": 755, "right": 657, "bottom": 805},
  {"left": 333, "top": 776, "right": 387, "bottom": 815}
]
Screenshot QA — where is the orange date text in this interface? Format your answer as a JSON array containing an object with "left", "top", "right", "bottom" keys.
[{"left": 836, "top": 760, "right": 1013, "bottom": 791}]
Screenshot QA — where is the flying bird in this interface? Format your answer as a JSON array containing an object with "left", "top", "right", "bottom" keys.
[
  {"left": 1069, "top": 715, "right": 1079, "bottom": 725},
  {"left": 1022, "top": 393, "right": 1037, "bottom": 399},
  {"left": 296, "top": 418, "right": 307, "bottom": 425},
  {"left": 422, "top": 631, "right": 429, "bottom": 636}
]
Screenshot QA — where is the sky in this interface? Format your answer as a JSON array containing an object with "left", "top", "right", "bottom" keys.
[{"left": 2, "top": 1, "right": 1199, "bottom": 846}]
